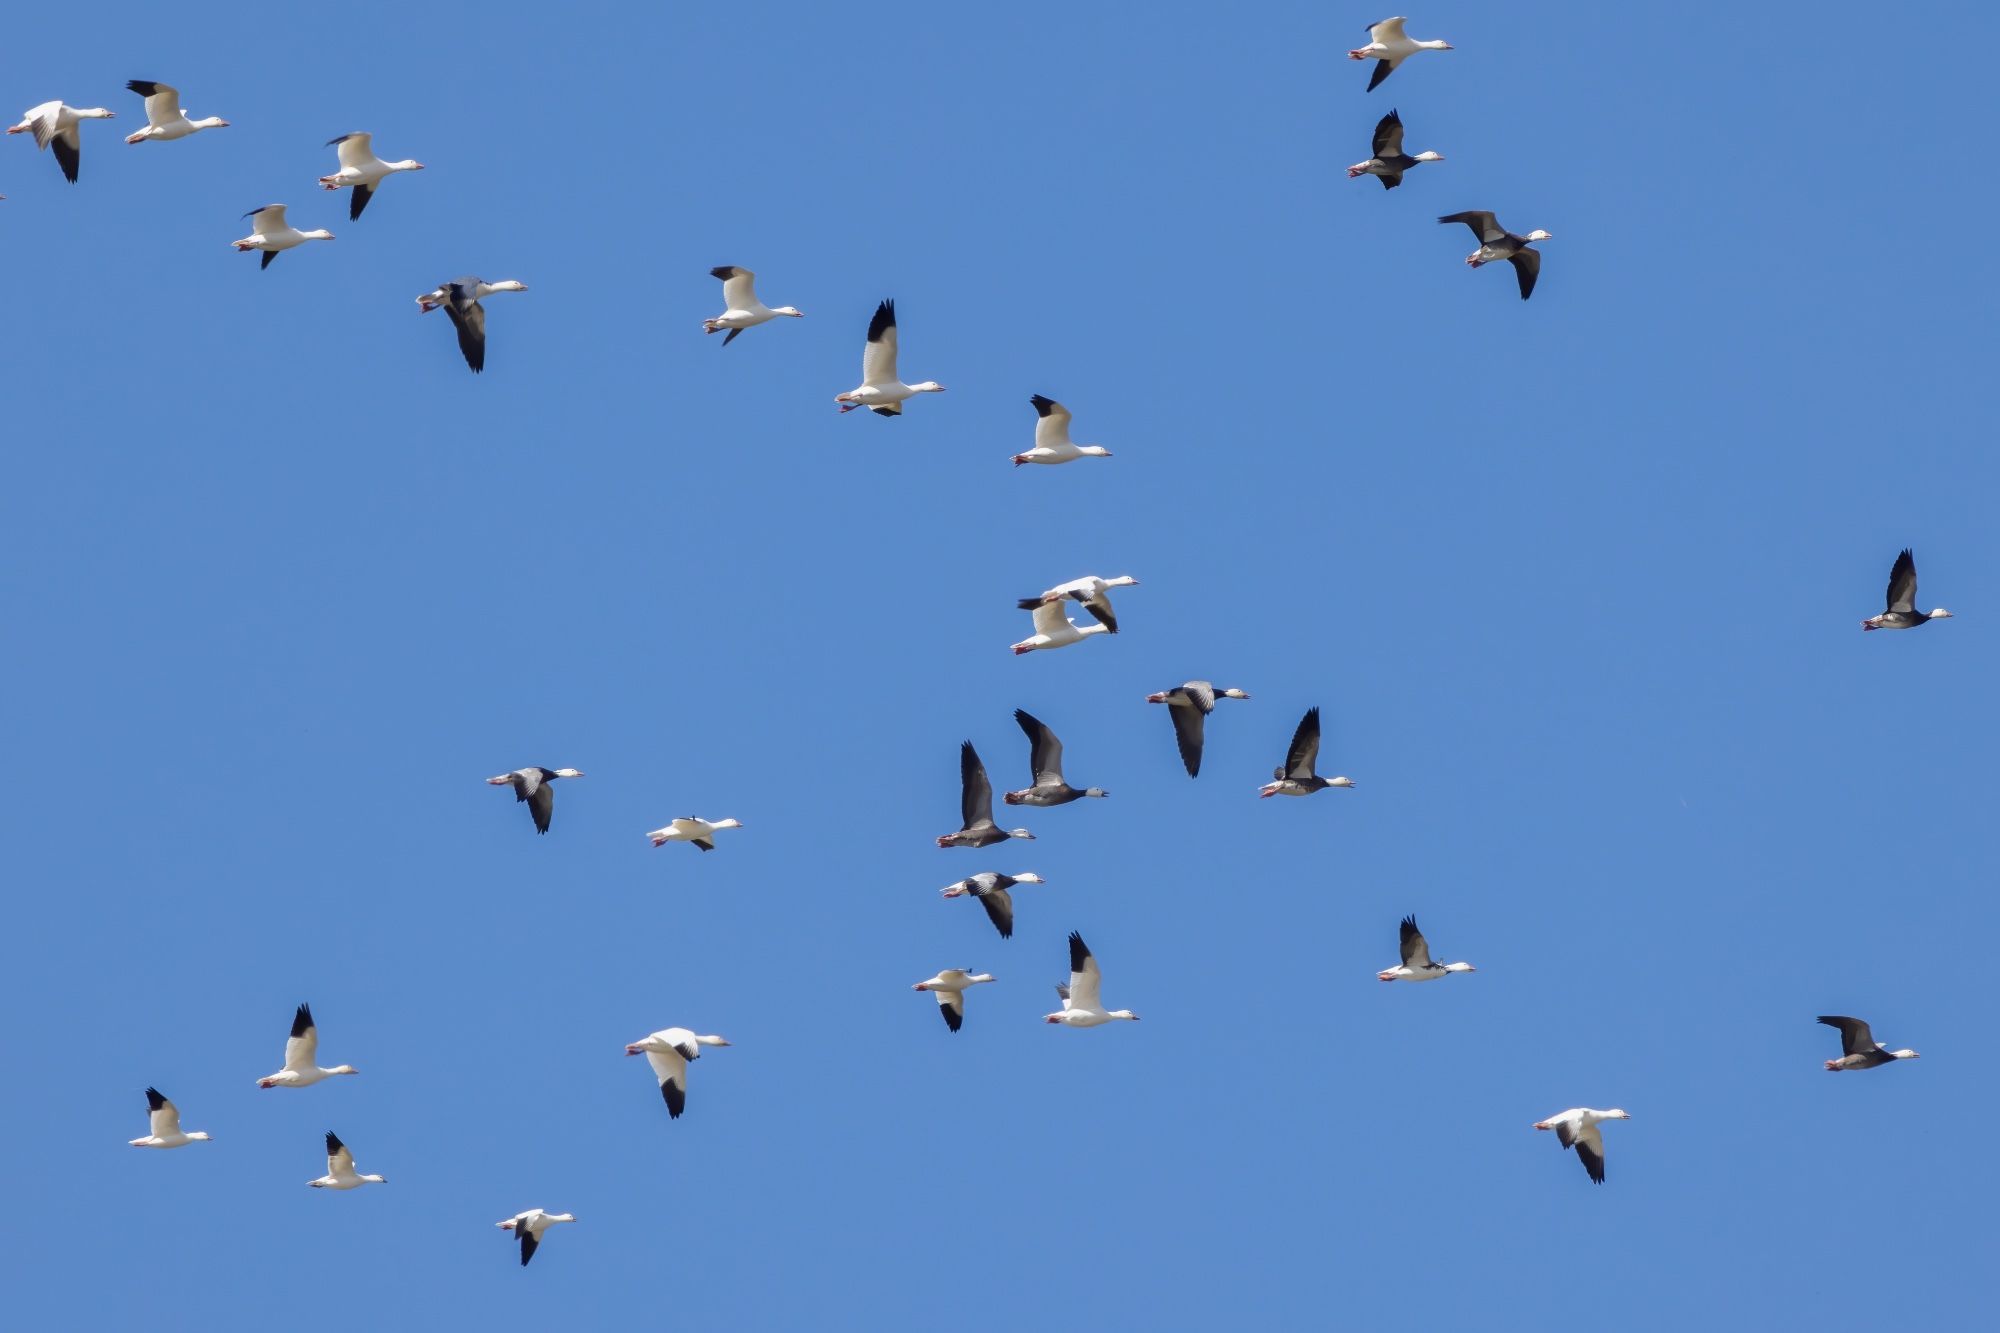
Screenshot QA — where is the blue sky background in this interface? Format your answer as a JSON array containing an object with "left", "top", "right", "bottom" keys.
[{"left": 3, "top": 1, "right": 1991, "bottom": 1326}]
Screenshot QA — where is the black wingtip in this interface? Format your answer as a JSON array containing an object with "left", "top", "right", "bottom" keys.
[
  {"left": 145, "top": 1087, "right": 166, "bottom": 1110},
  {"left": 709, "top": 265, "right": 739, "bottom": 280},
  {"left": 349, "top": 187, "right": 370, "bottom": 222},
  {"left": 866, "top": 299, "right": 896, "bottom": 342},
  {"left": 662, "top": 1080, "right": 687, "bottom": 1119},
  {"left": 291, "top": 1003, "right": 313, "bottom": 1037},
  {"left": 941, "top": 1003, "right": 962, "bottom": 1033},
  {"left": 1367, "top": 59, "right": 1392, "bottom": 91},
  {"left": 126, "top": 80, "right": 163, "bottom": 96},
  {"left": 325, "top": 1130, "right": 344, "bottom": 1154},
  {"left": 260, "top": 250, "right": 276, "bottom": 270},
  {"left": 1016, "top": 597, "right": 1044, "bottom": 611},
  {"left": 1067, "top": 931, "right": 1089, "bottom": 972},
  {"left": 1030, "top": 394, "right": 1058, "bottom": 416}
]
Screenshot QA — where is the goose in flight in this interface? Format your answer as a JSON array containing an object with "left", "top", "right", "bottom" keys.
[
  {"left": 938, "top": 741, "right": 1035, "bottom": 847},
  {"left": 1045, "top": 932, "right": 1140, "bottom": 1026},
  {"left": 1013, "top": 395, "right": 1113, "bottom": 466},
  {"left": 1533, "top": 1107, "right": 1630, "bottom": 1184},
  {"left": 1146, "top": 681, "right": 1251, "bottom": 777},
  {"left": 1438, "top": 212, "right": 1551, "bottom": 300},
  {"left": 1347, "top": 109, "right": 1442, "bottom": 189},
  {"left": 319, "top": 132, "right": 423, "bottom": 219},
  {"left": 703, "top": 266, "right": 802, "bottom": 345},
  {"left": 1018, "top": 574, "right": 1139, "bottom": 636},
  {"left": 123, "top": 82, "right": 228, "bottom": 144},
  {"left": 940, "top": 870, "right": 1046, "bottom": 940},
  {"left": 835, "top": 300, "right": 945, "bottom": 415},
  {"left": 257, "top": 1003, "right": 359, "bottom": 1088},
  {"left": 309, "top": 1132, "right": 386, "bottom": 1189},
  {"left": 486, "top": 767, "right": 583, "bottom": 835},
  {"left": 7, "top": 100, "right": 115, "bottom": 181},
  {"left": 416, "top": 278, "right": 529, "bottom": 374},
  {"left": 1005, "top": 710, "right": 1108, "bottom": 806},
  {"left": 1011, "top": 598, "right": 1112, "bottom": 655},
  {"left": 130, "top": 1087, "right": 212, "bottom": 1148},
  {"left": 1377, "top": 916, "right": 1475, "bottom": 981},
  {"left": 912, "top": 969, "right": 995, "bottom": 1032},
  {"left": 645, "top": 816, "right": 743, "bottom": 851},
  {"left": 625, "top": 1028, "right": 732, "bottom": 1119},
  {"left": 232, "top": 204, "right": 334, "bottom": 269},
  {"left": 1818, "top": 1015, "right": 1920, "bottom": 1071},
  {"left": 1349, "top": 18, "right": 1454, "bottom": 91},
  {"left": 1862, "top": 549, "right": 1952, "bottom": 630},
  {"left": 1259, "top": 706, "right": 1355, "bottom": 797},
  {"left": 498, "top": 1209, "right": 576, "bottom": 1267}
]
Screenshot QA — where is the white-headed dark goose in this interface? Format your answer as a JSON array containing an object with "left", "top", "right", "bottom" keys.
[
  {"left": 129, "top": 1087, "right": 211, "bottom": 1148},
  {"left": 1258, "top": 706, "right": 1355, "bottom": 797},
  {"left": 1018, "top": 574, "right": 1139, "bottom": 636},
  {"left": 1533, "top": 1107, "right": 1630, "bottom": 1184},
  {"left": 123, "top": 81, "right": 227, "bottom": 144},
  {"left": 1818, "top": 1015, "right": 1920, "bottom": 1071},
  {"left": 1347, "top": 109, "right": 1442, "bottom": 189},
  {"left": 1862, "top": 549, "right": 1952, "bottom": 630},
  {"left": 1012, "top": 395, "right": 1112, "bottom": 466},
  {"left": 319, "top": 132, "right": 423, "bottom": 219},
  {"left": 836, "top": 299, "right": 944, "bottom": 415},
  {"left": 1005, "top": 709, "right": 1108, "bottom": 806},
  {"left": 1377, "top": 916, "right": 1475, "bottom": 982},
  {"left": 1044, "top": 932, "right": 1140, "bottom": 1027},
  {"left": 232, "top": 204, "right": 334, "bottom": 269},
  {"left": 937, "top": 741, "right": 1034, "bottom": 847},
  {"left": 416, "top": 277, "right": 529, "bottom": 374},
  {"left": 912, "top": 969, "right": 995, "bottom": 1032},
  {"left": 309, "top": 1131, "right": 386, "bottom": 1189},
  {"left": 1146, "top": 681, "right": 1250, "bottom": 777},
  {"left": 8, "top": 101, "right": 115, "bottom": 181},
  {"left": 940, "top": 870, "right": 1046, "bottom": 940},
  {"left": 257, "top": 1003, "right": 358, "bottom": 1088},
  {"left": 645, "top": 816, "right": 743, "bottom": 851},
  {"left": 1438, "top": 212, "right": 1551, "bottom": 300},
  {"left": 703, "top": 266, "right": 802, "bottom": 344},
  {"left": 486, "top": 767, "right": 584, "bottom": 835},
  {"left": 498, "top": 1209, "right": 576, "bottom": 1267},
  {"left": 624, "top": 1027, "right": 731, "bottom": 1119},
  {"left": 1349, "top": 18, "right": 1453, "bottom": 90}
]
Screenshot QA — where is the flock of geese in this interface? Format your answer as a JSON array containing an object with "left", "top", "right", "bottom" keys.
[{"left": 79, "top": 14, "right": 1952, "bottom": 1269}]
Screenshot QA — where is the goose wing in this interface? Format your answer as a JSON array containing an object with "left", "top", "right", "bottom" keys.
[
  {"left": 1283, "top": 706, "right": 1321, "bottom": 780},
  {"left": 1030, "top": 600, "right": 1072, "bottom": 637},
  {"left": 1438, "top": 211, "right": 1504, "bottom": 244},
  {"left": 711, "top": 265, "right": 758, "bottom": 309},
  {"left": 1367, "top": 17, "right": 1409, "bottom": 43},
  {"left": 1372, "top": 108, "right": 1405, "bottom": 159},
  {"left": 959, "top": 741, "right": 995, "bottom": 829},
  {"left": 444, "top": 294, "right": 488, "bottom": 374},
  {"left": 524, "top": 774, "right": 552, "bottom": 831},
  {"left": 1573, "top": 1124, "right": 1607, "bottom": 1184},
  {"left": 126, "top": 81, "right": 183, "bottom": 127},
  {"left": 145, "top": 1087, "right": 182, "bottom": 1138},
  {"left": 974, "top": 885, "right": 1014, "bottom": 940},
  {"left": 325, "top": 1131, "right": 354, "bottom": 1177},
  {"left": 644, "top": 1046, "right": 691, "bottom": 1118},
  {"left": 245, "top": 203, "right": 288, "bottom": 230},
  {"left": 1818, "top": 1015, "right": 1877, "bottom": 1056},
  {"left": 283, "top": 1003, "right": 319, "bottom": 1073},
  {"left": 1885, "top": 549, "right": 1917, "bottom": 614},
  {"left": 1066, "top": 931, "right": 1104, "bottom": 1011},
  {"left": 1508, "top": 249, "right": 1541, "bottom": 301},
  {"left": 1030, "top": 395, "right": 1072, "bottom": 450},
  {"left": 22, "top": 101, "right": 62, "bottom": 150},
  {"left": 862, "top": 299, "right": 899, "bottom": 386},
  {"left": 328, "top": 131, "right": 373, "bottom": 170},
  {"left": 1015, "top": 709, "right": 1066, "bottom": 786},
  {"left": 935, "top": 989, "right": 964, "bottom": 1032},
  {"left": 518, "top": 1225, "right": 541, "bottom": 1266},
  {"left": 1398, "top": 915, "right": 1432, "bottom": 970},
  {"left": 1168, "top": 697, "right": 1209, "bottom": 777},
  {"left": 1079, "top": 588, "right": 1118, "bottom": 633}
]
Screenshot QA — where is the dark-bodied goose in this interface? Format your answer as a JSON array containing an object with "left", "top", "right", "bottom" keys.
[
  {"left": 940, "top": 870, "right": 1046, "bottom": 940},
  {"left": 257, "top": 1003, "right": 358, "bottom": 1088},
  {"left": 123, "top": 81, "right": 228, "bottom": 143},
  {"left": 129, "top": 1087, "right": 211, "bottom": 1148},
  {"left": 308, "top": 1131, "right": 386, "bottom": 1189},
  {"left": 704, "top": 266, "right": 802, "bottom": 344},
  {"left": 416, "top": 277, "right": 529, "bottom": 373},
  {"left": 1347, "top": 109, "right": 1442, "bottom": 189},
  {"left": 1533, "top": 1108, "right": 1630, "bottom": 1184},
  {"left": 836, "top": 299, "right": 944, "bottom": 415},
  {"left": 1044, "top": 932, "right": 1140, "bottom": 1026},
  {"left": 1818, "top": 1015, "right": 1920, "bottom": 1071},
  {"left": 319, "top": 132, "right": 423, "bottom": 219},
  {"left": 625, "top": 1027, "right": 732, "bottom": 1118},
  {"left": 1258, "top": 706, "right": 1355, "bottom": 797},
  {"left": 1862, "top": 549, "right": 1952, "bottom": 630},
  {"left": 8, "top": 100, "right": 115, "bottom": 181},
  {"left": 1438, "top": 212, "right": 1552, "bottom": 300},
  {"left": 486, "top": 766, "right": 584, "bottom": 835},
  {"left": 912, "top": 969, "right": 995, "bottom": 1032},
  {"left": 937, "top": 742, "right": 1034, "bottom": 847},
  {"left": 1013, "top": 395, "right": 1113, "bottom": 466},
  {"left": 1348, "top": 17, "right": 1453, "bottom": 90},
  {"left": 498, "top": 1209, "right": 576, "bottom": 1266},
  {"left": 1145, "top": 681, "right": 1251, "bottom": 777},
  {"left": 1377, "top": 916, "right": 1475, "bottom": 981},
  {"left": 1005, "top": 709, "right": 1108, "bottom": 805}
]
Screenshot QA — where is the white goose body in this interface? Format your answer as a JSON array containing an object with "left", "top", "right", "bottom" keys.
[
  {"left": 1533, "top": 1107, "right": 1630, "bottom": 1184},
  {"left": 1348, "top": 17, "right": 1454, "bottom": 90},
  {"left": 645, "top": 816, "right": 743, "bottom": 851},
  {"left": 309, "top": 1131, "right": 386, "bottom": 1189},
  {"left": 704, "top": 266, "right": 802, "bottom": 344},
  {"left": 319, "top": 132, "right": 424, "bottom": 219},
  {"left": 232, "top": 204, "right": 334, "bottom": 268},
  {"left": 1011, "top": 599, "right": 1113, "bottom": 655},
  {"left": 912, "top": 968, "right": 996, "bottom": 1032},
  {"left": 8, "top": 100, "right": 116, "bottom": 182},
  {"left": 1044, "top": 932, "right": 1140, "bottom": 1028},
  {"left": 498, "top": 1209, "right": 577, "bottom": 1266},
  {"left": 130, "top": 1087, "right": 211, "bottom": 1149},
  {"left": 257, "top": 1003, "right": 359, "bottom": 1088},
  {"left": 836, "top": 300, "right": 944, "bottom": 415},
  {"left": 1013, "top": 395, "right": 1112, "bottom": 465},
  {"left": 625, "top": 1027, "right": 732, "bottom": 1119},
  {"left": 123, "top": 81, "right": 227, "bottom": 143}
]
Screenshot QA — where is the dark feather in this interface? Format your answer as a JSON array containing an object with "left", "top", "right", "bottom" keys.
[
  {"left": 1509, "top": 249, "right": 1540, "bottom": 300},
  {"left": 721, "top": 327, "right": 741, "bottom": 346},
  {"left": 866, "top": 299, "right": 896, "bottom": 343},
  {"left": 145, "top": 1087, "right": 167, "bottom": 1112},
  {"left": 1367, "top": 59, "right": 1393, "bottom": 92},
  {"left": 959, "top": 741, "right": 994, "bottom": 829},
  {"left": 526, "top": 781, "right": 553, "bottom": 833},
  {"left": 1575, "top": 1140, "right": 1606, "bottom": 1184},
  {"left": 1067, "top": 931, "right": 1091, "bottom": 975},
  {"left": 325, "top": 1131, "right": 345, "bottom": 1155},
  {"left": 291, "top": 1004, "right": 314, "bottom": 1039},
  {"left": 260, "top": 249, "right": 277, "bottom": 271},
  {"left": 349, "top": 184, "right": 373, "bottom": 221},
  {"left": 126, "top": 80, "right": 166, "bottom": 97},
  {"left": 52, "top": 134, "right": 80, "bottom": 183},
  {"left": 1030, "top": 394, "right": 1059, "bottom": 417},
  {"left": 976, "top": 886, "right": 1014, "bottom": 940},
  {"left": 445, "top": 298, "right": 487, "bottom": 373},
  {"left": 661, "top": 1078, "right": 686, "bottom": 1119},
  {"left": 518, "top": 1228, "right": 540, "bottom": 1266}
]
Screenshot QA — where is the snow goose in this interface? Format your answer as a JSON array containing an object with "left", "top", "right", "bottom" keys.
[
  {"left": 1438, "top": 212, "right": 1551, "bottom": 300},
  {"left": 309, "top": 1132, "right": 386, "bottom": 1189},
  {"left": 835, "top": 300, "right": 945, "bottom": 415},
  {"left": 1005, "top": 709, "right": 1108, "bottom": 806},
  {"left": 1044, "top": 932, "right": 1140, "bottom": 1027},
  {"left": 232, "top": 204, "right": 334, "bottom": 269},
  {"left": 940, "top": 871, "right": 1045, "bottom": 940},
  {"left": 1258, "top": 706, "right": 1355, "bottom": 797},
  {"left": 1377, "top": 916, "right": 1474, "bottom": 981},
  {"left": 130, "top": 1087, "right": 211, "bottom": 1148},
  {"left": 319, "top": 132, "right": 423, "bottom": 219},
  {"left": 624, "top": 1028, "right": 731, "bottom": 1119},
  {"left": 645, "top": 816, "right": 743, "bottom": 851},
  {"left": 1533, "top": 1108, "right": 1629, "bottom": 1184},
  {"left": 1350, "top": 17, "right": 1453, "bottom": 90},
  {"left": 1011, "top": 598, "right": 1112, "bottom": 655},
  {"left": 257, "top": 1003, "right": 358, "bottom": 1088},
  {"left": 1862, "top": 549, "right": 1952, "bottom": 630},
  {"left": 1347, "top": 109, "right": 1442, "bottom": 189},
  {"left": 912, "top": 969, "right": 995, "bottom": 1032},
  {"left": 498, "top": 1209, "right": 576, "bottom": 1267},
  {"left": 123, "top": 81, "right": 227, "bottom": 144},
  {"left": 416, "top": 277, "right": 529, "bottom": 373},
  {"left": 8, "top": 101, "right": 115, "bottom": 182},
  {"left": 1018, "top": 574, "right": 1139, "bottom": 636},
  {"left": 704, "top": 266, "right": 802, "bottom": 345},
  {"left": 938, "top": 741, "right": 1034, "bottom": 847},
  {"left": 1013, "top": 395, "right": 1113, "bottom": 466},
  {"left": 1818, "top": 1015, "right": 1920, "bottom": 1071},
  {"left": 486, "top": 767, "right": 584, "bottom": 835},
  {"left": 1145, "top": 681, "right": 1251, "bottom": 777}
]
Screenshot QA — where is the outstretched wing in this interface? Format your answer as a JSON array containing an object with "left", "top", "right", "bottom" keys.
[
  {"left": 524, "top": 775, "right": 551, "bottom": 830},
  {"left": 936, "top": 989, "right": 964, "bottom": 1032},
  {"left": 1066, "top": 931, "right": 1104, "bottom": 1011},
  {"left": 284, "top": 1003, "right": 319, "bottom": 1072},
  {"left": 974, "top": 886, "right": 1014, "bottom": 940},
  {"left": 1168, "top": 701, "right": 1207, "bottom": 777},
  {"left": 325, "top": 1131, "right": 354, "bottom": 1176},
  {"left": 862, "top": 299, "right": 899, "bottom": 386},
  {"left": 1508, "top": 249, "right": 1541, "bottom": 301},
  {"left": 1367, "top": 59, "right": 1398, "bottom": 92},
  {"left": 145, "top": 1087, "right": 183, "bottom": 1138},
  {"left": 1885, "top": 549, "right": 1917, "bottom": 614},
  {"left": 1015, "top": 709, "right": 1065, "bottom": 786},
  {"left": 127, "top": 80, "right": 184, "bottom": 126},
  {"left": 1284, "top": 707, "right": 1321, "bottom": 780},
  {"left": 1818, "top": 1015, "right": 1876, "bottom": 1056},
  {"left": 1372, "top": 108, "right": 1405, "bottom": 159},
  {"left": 1573, "top": 1125, "right": 1607, "bottom": 1184},
  {"left": 1398, "top": 916, "right": 1432, "bottom": 970},
  {"left": 328, "top": 131, "right": 373, "bottom": 170},
  {"left": 1438, "top": 211, "right": 1504, "bottom": 244},
  {"left": 959, "top": 741, "right": 994, "bottom": 830},
  {"left": 712, "top": 265, "right": 757, "bottom": 309},
  {"left": 1030, "top": 395, "right": 1072, "bottom": 450},
  {"left": 445, "top": 297, "right": 488, "bottom": 373}
]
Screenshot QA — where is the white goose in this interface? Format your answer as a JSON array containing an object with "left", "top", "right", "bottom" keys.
[
  {"left": 498, "top": 1209, "right": 576, "bottom": 1267},
  {"left": 257, "top": 1003, "right": 359, "bottom": 1088},
  {"left": 308, "top": 1132, "right": 386, "bottom": 1189},
  {"left": 1012, "top": 395, "right": 1113, "bottom": 466},
  {"left": 319, "top": 132, "right": 424, "bottom": 219},
  {"left": 835, "top": 300, "right": 945, "bottom": 415},
  {"left": 130, "top": 1087, "right": 211, "bottom": 1148},
  {"left": 233, "top": 204, "right": 333, "bottom": 269},
  {"left": 123, "top": 81, "right": 227, "bottom": 144},
  {"left": 703, "top": 266, "right": 803, "bottom": 344},
  {"left": 1533, "top": 1107, "right": 1631, "bottom": 1184},
  {"left": 1011, "top": 599, "right": 1112, "bottom": 655},
  {"left": 1018, "top": 574, "right": 1139, "bottom": 635},
  {"left": 912, "top": 969, "right": 995, "bottom": 1032},
  {"left": 624, "top": 1027, "right": 732, "bottom": 1119},
  {"left": 1044, "top": 932, "right": 1141, "bottom": 1027},
  {"left": 1349, "top": 17, "right": 1454, "bottom": 91},
  {"left": 8, "top": 100, "right": 116, "bottom": 182},
  {"left": 645, "top": 816, "right": 744, "bottom": 851}
]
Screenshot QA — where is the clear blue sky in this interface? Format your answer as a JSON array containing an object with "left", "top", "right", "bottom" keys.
[{"left": 3, "top": 2, "right": 1991, "bottom": 1327}]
